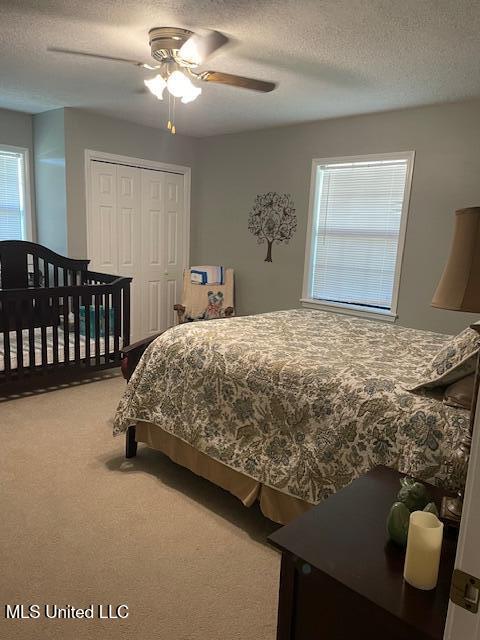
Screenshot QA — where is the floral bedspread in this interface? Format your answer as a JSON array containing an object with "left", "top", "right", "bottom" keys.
[{"left": 113, "top": 309, "right": 469, "bottom": 504}]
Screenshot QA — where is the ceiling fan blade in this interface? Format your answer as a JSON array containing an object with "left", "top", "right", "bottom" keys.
[
  {"left": 178, "top": 30, "right": 229, "bottom": 66},
  {"left": 197, "top": 71, "right": 276, "bottom": 92},
  {"left": 47, "top": 47, "right": 148, "bottom": 67}
]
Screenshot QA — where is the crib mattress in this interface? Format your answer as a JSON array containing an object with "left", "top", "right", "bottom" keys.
[{"left": 1, "top": 326, "right": 115, "bottom": 371}]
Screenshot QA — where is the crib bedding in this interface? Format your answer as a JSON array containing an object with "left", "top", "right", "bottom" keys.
[
  {"left": 0, "top": 326, "right": 115, "bottom": 371},
  {"left": 113, "top": 309, "right": 470, "bottom": 505}
]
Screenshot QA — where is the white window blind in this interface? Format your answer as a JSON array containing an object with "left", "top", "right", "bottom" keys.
[
  {"left": 0, "top": 148, "right": 27, "bottom": 240},
  {"left": 310, "top": 158, "right": 410, "bottom": 311}
]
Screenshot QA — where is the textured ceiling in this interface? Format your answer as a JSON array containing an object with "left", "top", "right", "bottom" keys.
[{"left": 1, "top": 0, "right": 480, "bottom": 137}]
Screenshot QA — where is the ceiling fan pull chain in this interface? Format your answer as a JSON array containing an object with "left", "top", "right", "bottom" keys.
[
  {"left": 167, "top": 92, "right": 172, "bottom": 130},
  {"left": 171, "top": 97, "right": 176, "bottom": 135}
]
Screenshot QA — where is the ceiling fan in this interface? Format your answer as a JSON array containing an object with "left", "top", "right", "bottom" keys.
[{"left": 48, "top": 27, "right": 277, "bottom": 134}]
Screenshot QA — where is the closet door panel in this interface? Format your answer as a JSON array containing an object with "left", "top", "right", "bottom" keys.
[
  {"left": 146, "top": 208, "right": 162, "bottom": 266},
  {"left": 146, "top": 279, "right": 163, "bottom": 334},
  {"left": 90, "top": 162, "right": 117, "bottom": 274},
  {"left": 163, "top": 173, "right": 185, "bottom": 330},
  {"left": 116, "top": 164, "right": 142, "bottom": 340},
  {"left": 141, "top": 169, "right": 166, "bottom": 336},
  {"left": 164, "top": 173, "right": 184, "bottom": 272},
  {"left": 166, "top": 210, "right": 178, "bottom": 267},
  {"left": 119, "top": 208, "right": 134, "bottom": 267},
  {"left": 116, "top": 165, "right": 141, "bottom": 276},
  {"left": 166, "top": 278, "right": 177, "bottom": 328}
]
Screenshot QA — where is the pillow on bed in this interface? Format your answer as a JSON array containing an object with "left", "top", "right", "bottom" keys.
[
  {"left": 443, "top": 373, "right": 475, "bottom": 410},
  {"left": 408, "top": 325, "right": 480, "bottom": 391}
]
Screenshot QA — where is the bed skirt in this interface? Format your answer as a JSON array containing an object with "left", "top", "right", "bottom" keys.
[{"left": 135, "top": 421, "right": 311, "bottom": 525}]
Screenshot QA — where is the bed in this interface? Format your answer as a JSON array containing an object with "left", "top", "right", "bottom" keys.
[
  {"left": 113, "top": 309, "right": 472, "bottom": 524},
  {"left": 0, "top": 240, "right": 131, "bottom": 386}
]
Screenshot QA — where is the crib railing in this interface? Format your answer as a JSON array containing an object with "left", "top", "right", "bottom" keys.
[
  {"left": 0, "top": 240, "right": 90, "bottom": 291},
  {"left": 0, "top": 275, "right": 131, "bottom": 383}
]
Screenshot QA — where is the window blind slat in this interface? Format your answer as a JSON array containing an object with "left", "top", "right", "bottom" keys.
[
  {"left": 311, "top": 159, "right": 408, "bottom": 310},
  {"left": 0, "top": 149, "right": 26, "bottom": 241}
]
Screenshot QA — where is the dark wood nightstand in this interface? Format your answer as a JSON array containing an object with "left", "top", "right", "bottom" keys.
[{"left": 268, "top": 466, "right": 457, "bottom": 640}]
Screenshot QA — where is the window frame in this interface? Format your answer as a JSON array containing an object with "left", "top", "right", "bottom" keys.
[
  {"left": 301, "top": 151, "right": 415, "bottom": 322},
  {"left": 0, "top": 143, "right": 33, "bottom": 242}
]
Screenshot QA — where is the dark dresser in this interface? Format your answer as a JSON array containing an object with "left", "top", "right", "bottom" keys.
[{"left": 268, "top": 466, "right": 457, "bottom": 640}]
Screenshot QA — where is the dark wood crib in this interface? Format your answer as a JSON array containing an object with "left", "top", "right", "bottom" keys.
[{"left": 0, "top": 240, "right": 131, "bottom": 386}]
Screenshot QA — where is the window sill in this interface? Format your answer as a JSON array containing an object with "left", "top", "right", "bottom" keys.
[{"left": 300, "top": 298, "right": 398, "bottom": 323}]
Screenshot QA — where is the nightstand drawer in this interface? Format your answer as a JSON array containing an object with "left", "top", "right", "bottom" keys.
[{"left": 289, "top": 555, "right": 423, "bottom": 640}]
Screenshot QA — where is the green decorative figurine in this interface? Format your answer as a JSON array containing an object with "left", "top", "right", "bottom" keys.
[
  {"left": 397, "top": 476, "right": 429, "bottom": 511},
  {"left": 386, "top": 478, "right": 439, "bottom": 547}
]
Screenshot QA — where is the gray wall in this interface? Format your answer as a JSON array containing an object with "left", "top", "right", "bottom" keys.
[
  {"left": 63, "top": 108, "right": 198, "bottom": 258},
  {"left": 0, "top": 107, "right": 36, "bottom": 239},
  {"left": 33, "top": 109, "right": 68, "bottom": 255},
  {"left": 3, "top": 100, "right": 480, "bottom": 334},
  {"left": 192, "top": 99, "right": 480, "bottom": 334}
]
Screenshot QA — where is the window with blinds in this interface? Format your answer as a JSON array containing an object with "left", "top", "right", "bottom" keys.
[
  {"left": 303, "top": 153, "right": 413, "bottom": 316},
  {"left": 0, "top": 147, "right": 29, "bottom": 241}
]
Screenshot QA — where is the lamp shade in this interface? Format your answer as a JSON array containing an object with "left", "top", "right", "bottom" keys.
[{"left": 432, "top": 207, "right": 480, "bottom": 312}]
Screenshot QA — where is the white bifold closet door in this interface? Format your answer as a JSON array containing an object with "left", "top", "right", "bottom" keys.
[{"left": 89, "top": 160, "right": 185, "bottom": 341}]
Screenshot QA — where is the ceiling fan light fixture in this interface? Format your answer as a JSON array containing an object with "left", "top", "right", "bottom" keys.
[
  {"left": 144, "top": 74, "right": 166, "bottom": 100},
  {"left": 181, "top": 84, "right": 202, "bottom": 104},
  {"left": 166, "top": 70, "right": 192, "bottom": 97}
]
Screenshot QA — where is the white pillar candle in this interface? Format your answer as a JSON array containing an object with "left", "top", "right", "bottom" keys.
[{"left": 403, "top": 511, "right": 444, "bottom": 590}]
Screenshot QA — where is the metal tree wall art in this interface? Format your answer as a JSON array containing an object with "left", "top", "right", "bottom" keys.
[{"left": 248, "top": 192, "right": 297, "bottom": 262}]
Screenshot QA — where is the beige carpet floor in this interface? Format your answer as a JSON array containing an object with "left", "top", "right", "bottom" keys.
[{"left": 0, "top": 373, "right": 280, "bottom": 640}]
